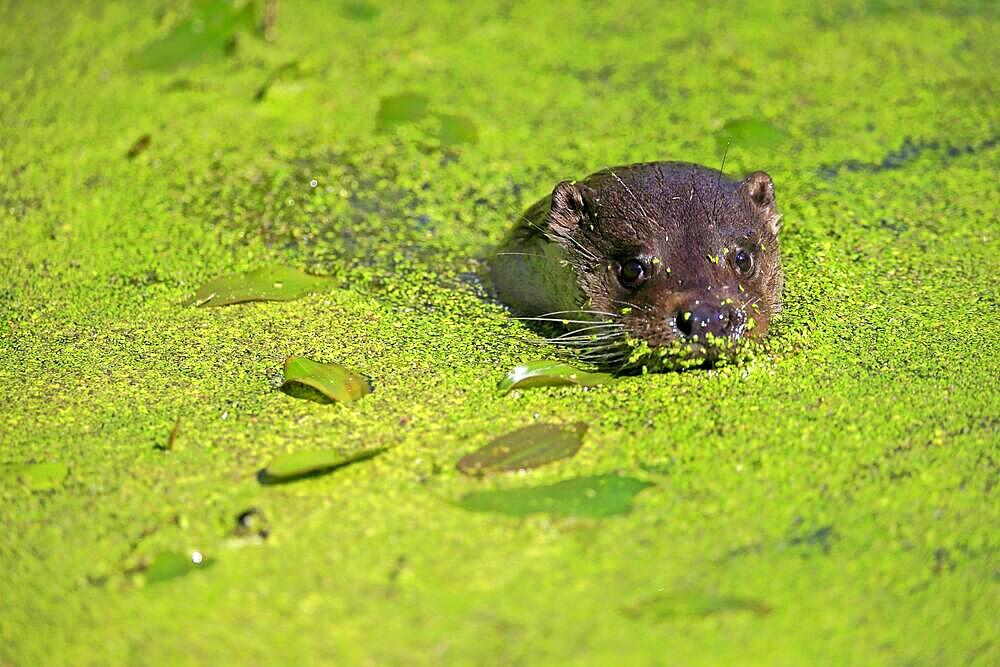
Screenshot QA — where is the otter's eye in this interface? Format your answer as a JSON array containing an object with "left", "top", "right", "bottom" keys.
[
  {"left": 618, "top": 258, "right": 648, "bottom": 288},
  {"left": 731, "top": 248, "right": 755, "bottom": 275}
]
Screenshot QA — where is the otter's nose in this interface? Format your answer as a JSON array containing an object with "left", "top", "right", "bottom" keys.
[{"left": 675, "top": 301, "right": 744, "bottom": 340}]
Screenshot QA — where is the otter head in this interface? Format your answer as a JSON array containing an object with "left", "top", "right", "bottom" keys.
[{"left": 544, "top": 163, "right": 783, "bottom": 370}]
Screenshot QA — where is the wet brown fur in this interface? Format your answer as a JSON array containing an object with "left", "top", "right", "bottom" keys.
[{"left": 492, "top": 161, "right": 783, "bottom": 369}]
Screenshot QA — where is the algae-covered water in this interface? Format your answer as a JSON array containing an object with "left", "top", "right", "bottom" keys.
[{"left": 1, "top": 1, "right": 998, "bottom": 664}]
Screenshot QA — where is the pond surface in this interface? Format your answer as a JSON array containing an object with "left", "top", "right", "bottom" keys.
[{"left": 0, "top": 1, "right": 996, "bottom": 664}]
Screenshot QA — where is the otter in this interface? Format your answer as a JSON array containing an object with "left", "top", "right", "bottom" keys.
[{"left": 491, "top": 162, "right": 783, "bottom": 371}]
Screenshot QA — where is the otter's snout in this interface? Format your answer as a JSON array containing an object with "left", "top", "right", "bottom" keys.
[{"left": 674, "top": 300, "right": 745, "bottom": 341}]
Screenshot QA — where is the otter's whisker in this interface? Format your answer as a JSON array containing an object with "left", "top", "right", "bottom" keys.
[
  {"left": 546, "top": 336, "right": 625, "bottom": 347},
  {"left": 711, "top": 143, "right": 731, "bottom": 226},
  {"left": 546, "top": 327, "right": 625, "bottom": 343},
  {"left": 572, "top": 339, "right": 629, "bottom": 356},
  {"left": 524, "top": 308, "right": 620, "bottom": 319},
  {"left": 518, "top": 213, "right": 601, "bottom": 260},
  {"left": 513, "top": 316, "right": 617, "bottom": 325},
  {"left": 493, "top": 252, "right": 554, "bottom": 260},
  {"left": 552, "top": 323, "right": 626, "bottom": 337},
  {"left": 545, "top": 337, "right": 624, "bottom": 348},
  {"left": 545, "top": 335, "right": 621, "bottom": 350},
  {"left": 547, "top": 230, "right": 600, "bottom": 263},
  {"left": 547, "top": 342, "right": 621, "bottom": 350}
]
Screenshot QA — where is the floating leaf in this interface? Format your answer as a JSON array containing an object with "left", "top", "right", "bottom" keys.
[
  {"left": 716, "top": 118, "right": 785, "bottom": 151},
  {"left": 624, "top": 591, "right": 772, "bottom": 620},
  {"left": 457, "top": 423, "right": 587, "bottom": 475},
  {"left": 143, "top": 550, "right": 214, "bottom": 584},
  {"left": 376, "top": 93, "right": 429, "bottom": 131},
  {"left": 260, "top": 447, "right": 385, "bottom": 484},
  {"left": 499, "top": 360, "right": 613, "bottom": 394},
  {"left": 282, "top": 356, "right": 371, "bottom": 403},
  {"left": 187, "top": 265, "right": 333, "bottom": 307},
  {"left": 458, "top": 473, "right": 653, "bottom": 517},
  {"left": 130, "top": 0, "right": 257, "bottom": 71},
  {"left": 0, "top": 463, "right": 69, "bottom": 490},
  {"left": 344, "top": 1, "right": 380, "bottom": 21},
  {"left": 254, "top": 58, "right": 325, "bottom": 101},
  {"left": 255, "top": 60, "right": 302, "bottom": 101},
  {"left": 436, "top": 113, "right": 479, "bottom": 145},
  {"left": 126, "top": 134, "right": 151, "bottom": 159}
]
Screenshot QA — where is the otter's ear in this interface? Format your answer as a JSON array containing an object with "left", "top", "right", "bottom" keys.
[
  {"left": 549, "top": 180, "right": 597, "bottom": 231},
  {"left": 741, "top": 171, "right": 781, "bottom": 236}
]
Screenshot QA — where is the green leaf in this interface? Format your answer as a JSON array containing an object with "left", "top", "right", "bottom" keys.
[
  {"left": 131, "top": 0, "right": 257, "bottom": 71},
  {"left": 715, "top": 118, "right": 785, "bottom": 151},
  {"left": 254, "top": 57, "right": 325, "bottom": 101},
  {"left": 261, "top": 447, "right": 385, "bottom": 484},
  {"left": 457, "top": 423, "right": 587, "bottom": 475},
  {"left": 1, "top": 463, "right": 69, "bottom": 490},
  {"left": 498, "top": 360, "right": 613, "bottom": 394},
  {"left": 143, "top": 550, "right": 214, "bottom": 584},
  {"left": 624, "top": 591, "right": 772, "bottom": 620},
  {"left": 376, "top": 93, "right": 430, "bottom": 131},
  {"left": 282, "top": 356, "right": 371, "bottom": 403},
  {"left": 436, "top": 113, "right": 479, "bottom": 145},
  {"left": 187, "top": 265, "right": 333, "bottom": 307},
  {"left": 458, "top": 474, "right": 653, "bottom": 517}
]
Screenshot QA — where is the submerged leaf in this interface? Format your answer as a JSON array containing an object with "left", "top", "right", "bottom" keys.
[
  {"left": 715, "top": 118, "right": 785, "bottom": 150},
  {"left": 282, "top": 356, "right": 370, "bottom": 403},
  {"left": 436, "top": 114, "right": 479, "bottom": 145},
  {"left": 624, "top": 591, "right": 772, "bottom": 620},
  {"left": 187, "top": 265, "right": 333, "bottom": 307},
  {"left": 143, "top": 550, "right": 214, "bottom": 584},
  {"left": 458, "top": 474, "right": 653, "bottom": 517},
  {"left": 131, "top": 0, "right": 257, "bottom": 71},
  {"left": 260, "top": 447, "right": 385, "bottom": 484},
  {"left": 343, "top": 1, "right": 380, "bottom": 21},
  {"left": 376, "top": 93, "right": 429, "bottom": 131},
  {"left": 0, "top": 463, "right": 69, "bottom": 490},
  {"left": 499, "top": 360, "right": 613, "bottom": 394},
  {"left": 457, "top": 423, "right": 587, "bottom": 475}
]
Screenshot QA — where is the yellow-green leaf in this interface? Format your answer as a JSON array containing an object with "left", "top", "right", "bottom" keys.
[
  {"left": 261, "top": 447, "right": 385, "bottom": 484},
  {"left": 187, "top": 265, "right": 333, "bottom": 307},
  {"left": 282, "top": 356, "right": 371, "bottom": 403},
  {"left": 499, "top": 360, "right": 613, "bottom": 394},
  {"left": 130, "top": 0, "right": 257, "bottom": 71}
]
